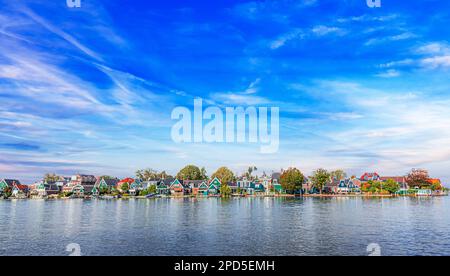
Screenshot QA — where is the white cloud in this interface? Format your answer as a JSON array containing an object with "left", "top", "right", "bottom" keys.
[
  {"left": 376, "top": 69, "right": 401, "bottom": 78},
  {"left": 311, "top": 25, "right": 346, "bottom": 36},
  {"left": 270, "top": 29, "right": 303, "bottom": 49},
  {"left": 421, "top": 56, "right": 450, "bottom": 69}
]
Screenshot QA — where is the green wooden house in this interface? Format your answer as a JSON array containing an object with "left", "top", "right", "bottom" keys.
[
  {"left": 0, "top": 179, "right": 20, "bottom": 194},
  {"left": 208, "top": 177, "right": 222, "bottom": 195}
]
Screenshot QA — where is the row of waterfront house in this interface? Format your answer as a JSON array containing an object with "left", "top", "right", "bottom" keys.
[{"left": 0, "top": 171, "right": 445, "bottom": 199}]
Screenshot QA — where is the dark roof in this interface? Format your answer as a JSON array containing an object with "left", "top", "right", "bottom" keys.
[
  {"left": 161, "top": 178, "right": 175, "bottom": 186},
  {"left": 271, "top": 173, "right": 281, "bottom": 180},
  {"left": 14, "top": 184, "right": 29, "bottom": 191},
  {"left": 325, "top": 179, "right": 340, "bottom": 188},
  {"left": 44, "top": 183, "right": 60, "bottom": 191},
  {"left": 3, "top": 179, "right": 21, "bottom": 186},
  {"left": 103, "top": 179, "right": 119, "bottom": 187},
  {"left": 183, "top": 180, "right": 205, "bottom": 188}
]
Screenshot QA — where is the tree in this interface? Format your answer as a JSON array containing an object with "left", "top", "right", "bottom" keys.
[
  {"left": 99, "top": 186, "right": 109, "bottom": 195},
  {"left": 280, "top": 168, "right": 305, "bottom": 194},
  {"left": 330, "top": 170, "right": 347, "bottom": 181},
  {"left": 220, "top": 184, "right": 232, "bottom": 197},
  {"left": 136, "top": 168, "right": 158, "bottom": 180},
  {"left": 100, "top": 175, "right": 117, "bottom": 180},
  {"left": 176, "top": 165, "right": 203, "bottom": 180},
  {"left": 383, "top": 179, "right": 400, "bottom": 194},
  {"left": 211, "top": 167, "right": 235, "bottom": 184},
  {"left": 120, "top": 183, "right": 129, "bottom": 193},
  {"left": 246, "top": 166, "right": 258, "bottom": 180},
  {"left": 310, "top": 168, "right": 331, "bottom": 194},
  {"left": 148, "top": 185, "right": 157, "bottom": 194},
  {"left": 158, "top": 171, "right": 170, "bottom": 179},
  {"left": 200, "top": 167, "right": 208, "bottom": 180},
  {"left": 44, "top": 173, "right": 60, "bottom": 183},
  {"left": 406, "top": 169, "right": 430, "bottom": 189},
  {"left": 2, "top": 186, "right": 12, "bottom": 198}
]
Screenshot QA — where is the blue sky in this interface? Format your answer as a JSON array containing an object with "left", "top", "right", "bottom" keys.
[{"left": 1, "top": 0, "right": 450, "bottom": 184}]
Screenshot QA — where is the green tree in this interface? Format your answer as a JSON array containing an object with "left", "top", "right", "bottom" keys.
[
  {"left": 99, "top": 186, "right": 109, "bottom": 195},
  {"left": 200, "top": 167, "right": 208, "bottom": 180},
  {"left": 176, "top": 165, "right": 203, "bottom": 180},
  {"left": 330, "top": 170, "right": 347, "bottom": 181},
  {"left": 383, "top": 179, "right": 400, "bottom": 194},
  {"left": 280, "top": 168, "right": 305, "bottom": 194},
  {"left": 246, "top": 166, "right": 258, "bottom": 180},
  {"left": 100, "top": 175, "right": 117, "bottom": 180},
  {"left": 220, "top": 184, "right": 232, "bottom": 197},
  {"left": 148, "top": 185, "right": 157, "bottom": 194},
  {"left": 310, "top": 168, "right": 331, "bottom": 194},
  {"left": 44, "top": 173, "right": 60, "bottom": 183},
  {"left": 2, "top": 186, "right": 12, "bottom": 198},
  {"left": 212, "top": 167, "right": 235, "bottom": 184},
  {"left": 136, "top": 168, "right": 158, "bottom": 180},
  {"left": 120, "top": 183, "right": 129, "bottom": 193}
]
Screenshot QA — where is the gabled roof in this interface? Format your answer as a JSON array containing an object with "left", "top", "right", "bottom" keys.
[
  {"left": 13, "top": 184, "right": 29, "bottom": 191},
  {"left": 360, "top": 172, "right": 380, "bottom": 181},
  {"left": 183, "top": 180, "right": 204, "bottom": 188},
  {"left": 2, "top": 179, "right": 21, "bottom": 186},
  {"left": 161, "top": 178, "right": 175, "bottom": 186},
  {"left": 271, "top": 173, "right": 281, "bottom": 180},
  {"left": 118, "top": 178, "right": 135, "bottom": 185},
  {"left": 209, "top": 177, "right": 222, "bottom": 186}
]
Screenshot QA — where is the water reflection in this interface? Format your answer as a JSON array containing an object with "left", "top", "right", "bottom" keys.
[{"left": 0, "top": 197, "right": 449, "bottom": 256}]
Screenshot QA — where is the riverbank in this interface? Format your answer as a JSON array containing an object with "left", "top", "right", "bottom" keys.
[{"left": 1, "top": 192, "right": 447, "bottom": 201}]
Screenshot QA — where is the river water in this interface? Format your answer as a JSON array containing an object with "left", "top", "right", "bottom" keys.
[{"left": 1, "top": 197, "right": 449, "bottom": 256}]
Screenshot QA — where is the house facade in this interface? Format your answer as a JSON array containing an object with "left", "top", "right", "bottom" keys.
[
  {"left": 157, "top": 178, "right": 173, "bottom": 195},
  {"left": 360, "top": 172, "right": 381, "bottom": 182},
  {"left": 92, "top": 178, "right": 120, "bottom": 196},
  {"left": 12, "top": 183, "right": 29, "bottom": 198},
  {"left": 30, "top": 181, "right": 60, "bottom": 197},
  {"left": 207, "top": 177, "right": 222, "bottom": 196},
  {"left": 0, "top": 179, "right": 21, "bottom": 195},
  {"left": 63, "top": 175, "right": 97, "bottom": 195},
  {"left": 170, "top": 179, "right": 185, "bottom": 196},
  {"left": 116, "top": 178, "right": 135, "bottom": 193},
  {"left": 337, "top": 178, "right": 361, "bottom": 194}
]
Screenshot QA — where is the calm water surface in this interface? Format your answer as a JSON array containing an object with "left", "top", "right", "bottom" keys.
[{"left": 1, "top": 197, "right": 449, "bottom": 256}]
